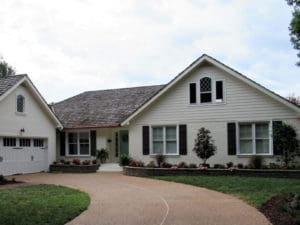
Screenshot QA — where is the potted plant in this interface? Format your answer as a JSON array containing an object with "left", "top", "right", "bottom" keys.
[{"left": 96, "top": 148, "right": 109, "bottom": 163}]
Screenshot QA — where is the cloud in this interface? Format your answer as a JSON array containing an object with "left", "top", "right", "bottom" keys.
[{"left": 0, "top": 0, "right": 299, "bottom": 102}]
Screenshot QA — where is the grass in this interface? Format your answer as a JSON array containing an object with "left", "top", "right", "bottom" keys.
[
  {"left": 152, "top": 176, "right": 300, "bottom": 208},
  {"left": 0, "top": 184, "right": 90, "bottom": 225}
]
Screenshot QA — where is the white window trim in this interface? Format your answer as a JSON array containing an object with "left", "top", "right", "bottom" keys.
[
  {"left": 150, "top": 125, "right": 179, "bottom": 156},
  {"left": 66, "top": 130, "right": 91, "bottom": 157},
  {"left": 237, "top": 121, "right": 273, "bottom": 156},
  {"left": 189, "top": 75, "right": 226, "bottom": 106},
  {"left": 15, "top": 93, "right": 26, "bottom": 115}
]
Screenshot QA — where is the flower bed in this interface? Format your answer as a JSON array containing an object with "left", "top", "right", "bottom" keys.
[
  {"left": 50, "top": 163, "right": 100, "bottom": 173},
  {"left": 123, "top": 166, "right": 300, "bottom": 179}
]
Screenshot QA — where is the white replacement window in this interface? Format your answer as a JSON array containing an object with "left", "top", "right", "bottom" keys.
[
  {"left": 16, "top": 94, "right": 25, "bottom": 113},
  {"left": 67, "top": 131, "right": 90, "bottom": 156},
  {"left": 152, "top": 126, "right": 178, "bottom": 155},
  {"left": 200, "top": 77, "right": 212, "bottom": 103},
  {"left": 239, "top": 122, "right": 271, "bottom": 155}
]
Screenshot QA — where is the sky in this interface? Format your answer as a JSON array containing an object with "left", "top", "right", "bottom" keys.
[{"left": 0, "top": 0, "right": 299, "bottom": 103}]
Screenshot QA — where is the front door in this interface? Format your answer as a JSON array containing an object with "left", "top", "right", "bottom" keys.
[{"left": 119, "top": 130, "right": 129, "bottom": 155}]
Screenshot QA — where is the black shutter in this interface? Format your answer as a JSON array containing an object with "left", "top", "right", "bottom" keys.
[
  {"left": 216, "top": 81, "right": 223, "bottom": 100},
  {"left": 273, "top": 121, "right": 283, "bottom": 155},
  {"left": 142, "top": 126, "right": 150, "bottom": 155},
  {"left": 60, "top": 132, "right": 65, "bottom": 156},
  {"left": 90, "top": 130, "right": 96, "bottom": 156},
  {"left": 179, "top": 124, "right": 187, "bottom": 155},
  {"left": 115, "top": 132, "right": 119, "bottom": 157},
  {"left": 189, "top": 83, "right": 196, "bottom": 104},
  {"left": 227, "top": 123, "right": 236, "bottom": 155}
]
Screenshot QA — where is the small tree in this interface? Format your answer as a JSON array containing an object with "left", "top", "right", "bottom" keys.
[
  {"left": 0, "top": 58, "right": 16, "bottom": 78},
  {"left": 273, "top": 122, "right": 300, "bottom": 166},
  {"left": 193, "top": 127, "right": 217, "bottom": 165}
]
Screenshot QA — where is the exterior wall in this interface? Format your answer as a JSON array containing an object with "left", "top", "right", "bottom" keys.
[
  {"left": 128, "top": 65, "right": 300, "bottom": 166},
  {"left": 0, "top": 84, "right": 57, "bottom": 175}
]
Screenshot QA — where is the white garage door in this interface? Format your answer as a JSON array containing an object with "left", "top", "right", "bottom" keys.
[{"left": 0, "top": 137, "right": 48, "bottom": 176}]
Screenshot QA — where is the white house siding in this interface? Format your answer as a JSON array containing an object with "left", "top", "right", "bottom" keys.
[
  {"left": 128, "top": 65, "right": 300, "bottom": 166},
  {"left": 0, "top": 84, "right": 56, "bottom": 175}
]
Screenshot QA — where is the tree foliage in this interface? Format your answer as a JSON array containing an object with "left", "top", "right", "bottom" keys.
[
  {"left": 0, "top": 58, "right": 16, "bottom": 78},
  {"left": 286, "top": 0, "right": 300, "bottom": 66},
  {"left": 193, "top": 127, "right": 217, "bottom": 164},
  {"left": 273, "top": 122, "right": 299, "bottom": 166}
]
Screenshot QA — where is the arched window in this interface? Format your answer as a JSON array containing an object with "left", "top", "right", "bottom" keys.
[
  {"left": 16, "top": 95, "right": 25, "bottom": 113},
  {"left": 200, "top": 77, "right": 212, "bottom": 103}
]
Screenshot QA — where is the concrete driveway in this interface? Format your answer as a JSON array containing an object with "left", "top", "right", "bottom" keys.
[{"left": 15, "top": 172, "right": 271, "bottom": 225}]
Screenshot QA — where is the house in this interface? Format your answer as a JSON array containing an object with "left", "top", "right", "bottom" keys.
[
  {"left": 0, "top": 75, "right": 62, "bottom": 176},
  {"left": 53, "top": 54, "right": 300, "bottom": 166}
]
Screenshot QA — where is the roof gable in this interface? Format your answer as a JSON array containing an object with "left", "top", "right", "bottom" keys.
[
  {"left": 0, "top": 75, "right": 63, "bottom": 129},
  {"left": 121, "top": 54, "right": 300, "bottom": 126}
]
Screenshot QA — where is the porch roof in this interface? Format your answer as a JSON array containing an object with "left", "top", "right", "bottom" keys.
[{"left": 53, "top": 85, "right": 165, "bottom": 129}]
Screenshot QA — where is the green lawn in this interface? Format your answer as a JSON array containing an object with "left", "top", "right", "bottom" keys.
[
  {"left": 153, "top": 176, "right": 300, "bottom": 207},
  {"left": 0, "top": 184, "right": 90, "bottom": 225}
]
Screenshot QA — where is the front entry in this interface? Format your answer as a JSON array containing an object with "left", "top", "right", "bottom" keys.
[{"left": 119, "top": 130, "right": 129, "bottom": 155}]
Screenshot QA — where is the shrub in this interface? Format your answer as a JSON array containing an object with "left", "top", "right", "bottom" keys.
[
  {"left": 193, "top": 127, "right": 217, "bottom": 164},
  {"left": 160, "top": 162, "right": 172, "bottom": 168},
  {"left": 129, "top": 160, "right": 144, "bottom": 167},
  {"left": 249, "top": 156, "right": 264, "bottom": 169},
  {"left": 64, "top": 161, "right": 71, "bottom": 165},
  {"left": 273, "top": 122, "right": 300, "bottom": 166},
  {"left": 214, "top": 164, "right": 225, "bottom": 169},
  {"left": 72, "top": 159, "right": 81, "bottom": 165},
  {"left": 155, "top": 154, "right": 166, "bottom": 168},
  {"left": 82, "top": 160, "right": 91, "bottom": 165},
  {"left": 59, "top": 159, "right": 65, "bottom": 164},
  {"left": 119, "top": 154, "right": 131, "bottom": 166},
  {"left": 96, "top": 148, "right": 109, "bottom": 163},
  {"left": 226, "top": 162, "right": 234, "bottom": 168},
  {"left": 237, "top": 163, "right": 244, "bottom": 169},
  {"left": 92, "top": 159, "right": 97, "bottom": 165},
  {"left": 146, "top": 161, "right": 156, "bottom": 168},
  {"left": 0, "top": 175, "right": 6, "bottom": 183},
  {"left": 189, "top": 163, "right": 197, "bottom": 168},
  {"left": 200, "top": 163, "right": 210, "bottom": 168},
  {"left": 177, "top": 161, "right": 188, "bottom": 168},
  {"left": 53, "top": 161, "right": 58, "bottom": 165}
]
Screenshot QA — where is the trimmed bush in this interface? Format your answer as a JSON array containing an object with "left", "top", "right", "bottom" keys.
[
  {"left": 214, "top": 164, "right": 226, "bottom": 169},
  {"left": 249, "top": 156, "right": 264, "bottom": 169},
  {"left": 189, "top": 163, "right": 197, "bottom": 168},
  {"left": 72, "top": 159, "right": 80, "bottom": 165},
  {"left": 129, "top": 160, "right": 144, "bottom": 167},
  {"left": 160, "top": 162, "right": 172, "bottom": 168},
  {"left": 226, "top": 162, "right": 234, "bottom": 168},
  {"left": 119, "top": 154, "right": 131, "bottom": 166},
  {"left": 146, "top": 161, "right": 156, "bottom": 168},
  {"left": 155, "top": 154, "right": 166, "bottom": 168},
  {"left": 177, "top": 161, "right": 188, "bottom": 168},
  {"left": 237, "top": 163, "right": 244, "bottom": 169}
]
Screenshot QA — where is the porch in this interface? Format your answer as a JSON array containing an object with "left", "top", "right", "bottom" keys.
[{"left": 56, "top": 127, "right": 129, "bottom": 164}]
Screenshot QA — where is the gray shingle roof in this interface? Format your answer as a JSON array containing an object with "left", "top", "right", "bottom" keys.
[
  {"left": 53, "top": 85, "right": 165, "bottom": 128},
  {"left": 0, "top": 75, "right": 26, "bottom": 96}
]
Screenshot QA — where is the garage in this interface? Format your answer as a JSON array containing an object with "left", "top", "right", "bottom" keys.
[
  {"left": 0, "top": 137, "right": 48, "bottom": 175},
  {"left": 0, "top": 75, "right": 62, "bottom": 176}
]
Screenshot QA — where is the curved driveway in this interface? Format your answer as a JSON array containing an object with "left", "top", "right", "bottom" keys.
[{"left": 16, "top": 172, "right": 271, "bottom": 225}]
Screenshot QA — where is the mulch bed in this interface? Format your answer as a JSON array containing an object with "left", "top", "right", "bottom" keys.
[{"left": 260, "top": 194, "right": 299, "bottom": 225}]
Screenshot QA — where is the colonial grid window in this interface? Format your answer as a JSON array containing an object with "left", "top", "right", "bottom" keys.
[
  {"left": 19, "top": 138, "right": 31, "bottom": 147},
  {"left": 152, "top": 126, "right": 178, "bottom": 155},
  {"left": 3, "top": 137, "right": 16, "bottom": 147},
  {"left": 16, "top": 94, "right": 25, "bottom": 113},
  {"left": 67, "top": 131, "right": 90, "bottom": 156},
  {"left": 200, "top": 77, "right": 212, "bottom": 103},
  {"left": 239, "top": 122, "right": 271, "bottom": 155}
]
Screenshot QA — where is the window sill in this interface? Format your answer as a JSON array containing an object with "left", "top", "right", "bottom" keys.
[
  {"left": 65, "top": 155, "right": 92, "bottom": 158},
  {"left": 15, "top": 112, "right": 26, "bottom": 116},
  {"left": 150, "top": 154, "right": 180, "bottom": 158},
  {"left": 237, "top": 154, "right": 274, "bottom": 158},
  {"left": 188, "top": 102, "right": 226, "bottom": 107}
]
